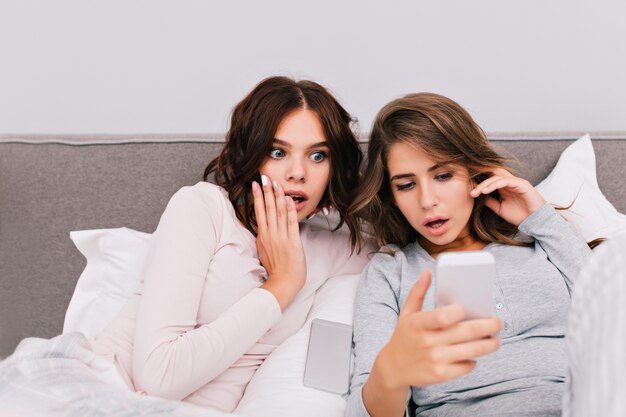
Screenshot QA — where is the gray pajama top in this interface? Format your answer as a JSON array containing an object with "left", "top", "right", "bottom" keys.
[{"left": 346, "top": 204, "right": 592, "bottom": 417}]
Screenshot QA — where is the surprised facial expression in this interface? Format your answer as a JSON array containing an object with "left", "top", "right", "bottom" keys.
[
  {"left": 387, "top": 141, "right": 478, "bottom": 254},
  {"left": 259, "top": 109, "right": 331, "bottom": 222}
]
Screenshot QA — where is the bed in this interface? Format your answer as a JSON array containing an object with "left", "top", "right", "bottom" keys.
[{"left": 1, "top": 132, "right": 625, "bottom": 416}]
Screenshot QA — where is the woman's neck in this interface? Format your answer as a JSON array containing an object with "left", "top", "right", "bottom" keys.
[{"left": 419, "top": 232, "right": 487, "bottom": 260}]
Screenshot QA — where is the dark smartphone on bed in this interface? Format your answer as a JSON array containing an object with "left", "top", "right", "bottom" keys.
[{"left": 303, "top": 318, "right": 353, "bottom": 394}]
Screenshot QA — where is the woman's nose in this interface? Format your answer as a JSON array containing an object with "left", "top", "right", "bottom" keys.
[
  {"left": 419, "top": 184, "right": 439, "bottom": 209},
  {"left": 287, "top": 159, "right": 306, "bottom": 182}
]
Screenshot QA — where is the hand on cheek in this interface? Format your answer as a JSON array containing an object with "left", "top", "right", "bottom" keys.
[
  {"left": 470, "top": 167, "right": 546, "bottom": 226},
  {"left": 252, "top": 176, "right": 307, "bottom": 311}
]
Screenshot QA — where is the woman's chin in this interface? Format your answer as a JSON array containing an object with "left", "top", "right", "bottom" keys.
[{"left": 296, "top": 210, "right": 312, "bottom": 223}]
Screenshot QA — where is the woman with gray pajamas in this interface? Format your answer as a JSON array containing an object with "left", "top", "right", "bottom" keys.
[{"left": 345, "top": 92, "right": 599, "bottom": 417}]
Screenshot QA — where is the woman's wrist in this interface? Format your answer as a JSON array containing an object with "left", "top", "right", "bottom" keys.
[
  {"left": 362, "top": 346, "right": 411, "bottom": 417},
  {"left": 260, "top": 278, "right": 302, "bottom": 311},
  {"left": 518, "top": 202, "right": 553, "bottom": 234},
  {"left": 372, "top": 345, "right": 410, "bottom": 392}
]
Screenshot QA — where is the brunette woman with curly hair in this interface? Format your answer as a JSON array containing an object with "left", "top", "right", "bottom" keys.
[{"left": 92, "top": 76, "right": 374, "bottom": 412}]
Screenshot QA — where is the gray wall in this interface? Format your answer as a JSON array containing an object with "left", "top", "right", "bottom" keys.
[{"left": 1, "top": 0, "right": 626, "bottom": 134}]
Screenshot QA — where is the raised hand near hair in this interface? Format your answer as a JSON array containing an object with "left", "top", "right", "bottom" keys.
[
  {"left": 252, "top": 175, "right": 307, "bottom": 311},
  {"left": 363, "top": 271, "right": 502, "bottom": 417},
  {"left": 471, "top": 167, "right": 546, "bottom": 226}
]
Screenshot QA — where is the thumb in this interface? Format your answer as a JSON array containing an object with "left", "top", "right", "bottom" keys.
[{"left": 400, "top": 270, "right": 432, "bottom": 318}]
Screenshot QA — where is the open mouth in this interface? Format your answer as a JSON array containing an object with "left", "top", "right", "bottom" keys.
[
  {"left": 287, "top": 195, "right": 306, "bottom": 204},
  {"left": 422, "top": 216, "right": 450, "bottom": 234},
  {"left": 284, "top": 190, "right": 309, "bottom": 210},
  {"left": 425, "top": 219, "right": 447, "bottom": 229}
]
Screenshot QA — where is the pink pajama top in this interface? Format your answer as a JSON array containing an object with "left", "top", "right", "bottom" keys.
[{"left": 92, "top": 182, "right": 371, "bottom": 412}]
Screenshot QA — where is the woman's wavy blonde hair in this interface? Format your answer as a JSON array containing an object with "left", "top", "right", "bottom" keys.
[{"left": 351, "top": 92, "right": 526, "bottom": 248}]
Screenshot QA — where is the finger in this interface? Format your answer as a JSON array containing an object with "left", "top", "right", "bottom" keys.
[
  {"left": 273, "top": 181, "right": 288, "bottom": 236},
  {"left": 472, "top": 176, "right": 521, "bottom": 198},
  {"left": 262, "top": 175, "right": 278, "bottom": 233},
  {"left": 492, "top": 167, "right": 513, "bottom": 176},
  {"left": 470, "top": 175, "right": 504, "bottom": 197},
  {"left": 422, "top": 361, "right": 477, "bottom": 386},
  {"left": 400, "top": 270, "right": 432, "bottom": 318},
  {"left": 478, "top": 177, "right": 519, "bottom": 194},
  {"left": 439, "top": 335, "right": 501, "bottom": 363},
  {"left": 285, "top": 196, "right": 301, "bottom": 241},
  {"left": 442, "top": 360, "right": 477, "bottom": 381},
  {"left": 414, "top": 303, "right": 466, "bottom": 330},
  {"left": 435, "top": 317, "right": 502, "bottom": 346},
  {"left": 252, "top": 181, "right": 268, "bottom": 233},
  {"left": 475, "top": 174, "right": 531, "bottom": 197}
]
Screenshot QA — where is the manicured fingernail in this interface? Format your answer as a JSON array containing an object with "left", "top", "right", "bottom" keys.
[
  {"left": 322, "top": 207, "right": 330, "bottom": 216},
  {"left": 261, "top": 175, "right": 269, "bottom": 186},
  {"left": 252, "top": 181, "right": 259, "bottom": 191},
  {"left": 272, "top": 180, "right": 279, "bottom": 191},
  {"left": 285, "top": 196, "right": 293, "bottom": 205}
]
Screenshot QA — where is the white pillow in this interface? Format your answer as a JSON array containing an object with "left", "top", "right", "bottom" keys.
[
  {"left": 63, "top": 227, "right": 151, "bottom": 338},
  {"left": 535, "top": 134, "right": 626, "bottom": 242},
  {"left": 234, "top": 273, "right": 359, "bottom": 417}
]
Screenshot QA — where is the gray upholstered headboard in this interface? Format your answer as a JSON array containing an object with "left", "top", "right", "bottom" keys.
[{"left": 1, "top": 133, "right": 625, "bottom": 358}]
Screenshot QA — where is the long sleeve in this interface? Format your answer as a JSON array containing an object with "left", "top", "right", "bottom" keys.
[
  {"left": 518, "top": 203, "right": 592, "bottom": 293},
  {"left": 346, "top": 250, "right": 403, "bottom": 417},
  {"left": 132, "top": 184, "right": 281, "bottom": 400}
]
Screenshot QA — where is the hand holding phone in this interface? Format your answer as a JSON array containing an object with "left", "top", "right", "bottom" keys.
[{"left": 435, "top": 251, "right": 495, "bottom": 319}]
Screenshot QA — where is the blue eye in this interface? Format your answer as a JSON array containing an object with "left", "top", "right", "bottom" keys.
[
  {"left": 436, "top": 173, "right": 452, "bottom": 181},
  {"left": 310, "top": 151, "right": 327, "bottom": 163},
  {"left": 270, "top": 148, "right": 285, "bottom": 159}
]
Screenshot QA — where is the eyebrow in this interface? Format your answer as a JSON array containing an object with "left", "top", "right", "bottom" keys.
[
  {"left": 272, "top": 138, "right": 329, "bottom": 149},
  {"left": 389, "top": 161, "right": 454, "bottom": 181}
]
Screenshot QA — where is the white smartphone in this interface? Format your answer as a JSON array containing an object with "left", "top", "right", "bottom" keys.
[
  {"left": 303, "top": 318, "right": 353, "bottom": 394},
  {"left": 435, "top": 251, "right": 496, "bottom": 319}
]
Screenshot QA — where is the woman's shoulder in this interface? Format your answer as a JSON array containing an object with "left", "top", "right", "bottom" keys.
[
  {"left": 160, "top": 182, "right": 239, "bottom": 234},
  {"left": 366, "top": 240, "right": 428, "bottom": 276},
  {"left": 358, "top": 241, "right": 427, "bottom": 299},
  {"left": 364, "top": 243, "right": 407, "bottom": 273},
  {"left": 372, "top": 241, "right": 419, "bottom": 261},
  {"left": 168, "top": 182, "right": 231, "bottom": 211},
  {"left": 172, "top": 181, "right": 228, "bottom": 200},
  {"left": 355, "top": 243, "right": 407, "bottom": 299}
]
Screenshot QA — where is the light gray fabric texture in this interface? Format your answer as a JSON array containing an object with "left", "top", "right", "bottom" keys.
[
  {"left": 563, "top": 233, "right": 626, "bottom": 417},
  {"left": 346, "top": 205, "right": 592, "bottom": 417},
  {"left": 1, "top": 135, "right": 625, "bottom": 358}
]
